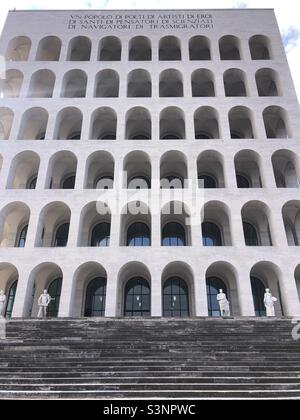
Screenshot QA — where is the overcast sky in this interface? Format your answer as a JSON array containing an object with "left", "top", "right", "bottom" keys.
[{"left": 0, "top": 0, "right": 299, "bottom": 100}]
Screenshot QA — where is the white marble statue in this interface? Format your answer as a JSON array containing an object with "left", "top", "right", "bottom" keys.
[
  {"left": 37, "top": 290, "right": 52, "bottom": 318},
  {"left": 264, "top": 288, "right": 277, "bottom": 317},
  {"left": 217, "top": 289, "right": 231, "bottom": 317},
  {"left": 0, "top": 290, "right": 6, "bottom": 318}
]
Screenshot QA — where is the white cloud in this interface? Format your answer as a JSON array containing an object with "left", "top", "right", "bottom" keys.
[{"left": 0, "top": 0, "right": 299, "bottom": 99}]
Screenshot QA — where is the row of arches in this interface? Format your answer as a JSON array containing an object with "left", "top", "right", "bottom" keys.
[
  {"left": 0, "top": 105, "right": 292, "bottom": 141},
  {"left": 6, "top": 34, "right": 273, "bottom": 62},
  {"left": 1, "top": 260, "right": 299, "bottom": 318},
  {"left": 0, "top": 68, "right": 281, "bottom": 99},
  {"left": 0, "top": 200, "right": 299, "bottom": 248},
  {"left": 3, "top": 149, "right": 299, "bottom": 190}
]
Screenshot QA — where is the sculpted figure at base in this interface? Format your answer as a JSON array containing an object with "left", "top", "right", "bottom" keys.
[
  {"left": 0, "top": 290, "right": 6, "bottom": 318},
  {"left": 217, "top": 289, "right": 231, "bottom": 317},
  {"left": 37, "top": 290, "right": 53, "bottom": 318},
  {"left": 264, "top": 288, "right": 277, "bottom": 317}
]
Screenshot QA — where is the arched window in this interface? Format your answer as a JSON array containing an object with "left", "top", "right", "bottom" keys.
[
  {"left": 84, "top": 277, "right": 106, "bottom": 317},
  {"left": 36, "top": 36, "right": 61, "bottom": 61},
  {"left": 5, "top": 281, "right": 18, "bottom": 318},
  {"left": 234, "top": 151, "right": 262, "bottom": 188},
  {"left": 162, "top": 222, "right": 186, "bottom": 246},
  {"left": 127, "top": 69, "right": 151, "bottom": 97},
  {"left": 47, "top": 278, "right": 62, "bottom": 317},
  {"left": 191, "top": 69, "right": 215, "bottom": 97},
  {"left": 197, "top": 152, "right": 225, "bottom": 188},
  {"left": 198, "top": 175, "right": 217, "bottom": 189},
  {"left": 194, "top": 107, "right": 219, "bottom": 138},
  {"left": 126, "top": 107, "right": 152, "bottom": 140},
  {"left": 163, "top": 277, "right": 189, "bottom": 317},
  {"left": 229, "top": 107, "right": 254, "bottom": 139},
  {"left": 219, "top": 36, "right": 241, "bottom": 60},
  {"left": 18, "top": 107, "right": 49, "bottom": 140},
  {"left": 202, "top": 222, "right": 222, "bottom": 246},
  {"left": 242, "top": 202, "right": 273, "bottom": 247},
  {"left": 124, "top": 277, "right": 150, "bottom": 317},
  {"left": 263, "top": 106, "right": 290, "bottom": 139},
  {"left": 99, "top": 36, "right": 121, "bottom": 61},
  {"left": 90, "top": 223, "right": 110, "bottom": 247},
  {"left": 62, "top": 175, "right": 75, "bottom": 189},
  {"left": 68, "top": 36, "right": 91, "bottom": 61},
  {"left": 90, "top": 107, "right": 117, "bottom": 140},
  {"left": 206, "top": 277, "right": 228, "bottom": 317},
  {"left": 28, "top": 70, "right": 55, "bottom": 98},
  {"left": 0, "top": 107, "right": 14, "bottom": 140},
  {"left": 272, "top": 151, "right": 299, "bottom": 188},
  {"left": 160, "top": 107, "right": 185, "bottom": 140},
  {"left": 159, "top": 69, "right": 183, "bottom": 97},
  {"left": 251, "top": 277, "right": 266, "bottom": 316},
  {"left": 54, "top": 107, "right": 82, "bottom": 140},
  {"left": 1, "top": 69, "right": 23, "bottom": 98},
  {"left": 0, "top": 203, "right": 30, "bottom": 247},
  {"left": 95, "top": 70, "right": 119, "bottom": 98},
  {"left": 159, "top": 36, "right": 181, "bottom": 60},
  {"left": 189, "top": 36, "right": 211, "bottom": 60},
  {"left": 6, "top": 36, "right": 31, "bottom": 61},
  {"left": 256, "top": 69, "right": 279, "bottom": 96},
  {"left": 127, "top": 222, "right": 150, "bottom": 246},
  {"left": 249, "top": 35, "right": 271, "bottom": 60},
  {"left": 236, "top": 174, "right": 251, "bottom": 188},
  {"left": 224, "top": 69, "right": 247, "bottom": 97},
  {"left": 61, "top": 70, "right": 87, "bottom": 98},
  {"left": 282, "top": 202, "right": 300, "bottom": 246},
  {"left": 16, "top": 225, "right": 28, "bottom": 248},
  {"left": 243, "top": 222, "right": 259, "bottom": 246},
  {"left": 129, "top": 36, "right": 151, "bottom": 60},
  {"left": 54, "top": 223, "right": 69, "bottom": 247}
]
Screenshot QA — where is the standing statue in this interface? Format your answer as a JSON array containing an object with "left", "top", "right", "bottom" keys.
[
  {"left": 217, "top": 289, "right": 231, "bottom": 317},
  {"left": 37, "top": 290, "right": 52, "bottom": 318},
  {"left": 0, "top": 290, "right": 6, "bottom": 318},
  {"left": 264, "top": 288, "right": 277, "bottom": 317}
]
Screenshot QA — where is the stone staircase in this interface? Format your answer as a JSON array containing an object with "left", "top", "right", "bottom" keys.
[{"left": 0, "top": 318, "right": 300, "bottom": 399}]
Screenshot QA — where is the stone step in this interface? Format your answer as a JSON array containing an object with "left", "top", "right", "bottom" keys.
[
  {"left": 5, "top": 331, "right": 296, "bottom": 336},
  {"left": 1, "top": 349, "right": 299, "bottom": 356},
  {"left": 1, "top": 377, "right": 300, "bottom": 385},
  {"left": 1, "top": 390, "right": 300, "bottom": 400},
  {"left": 3, "top": 359, "right": 300, "bottom": 367},
  {"left": 2, "top": 356, "right": 300, "bottom": 362},
  {"left": 1, "top": 371, "right": 300, "bottom": 378},
  {"left": 1, "top": 366, "right": 299, "bottom": 373},
  {"left": 6, "top": 327, "right": 292, "bottom": 333},
  {"left": 1, "top": 318, "right": 300, "bottom": 399},
  {"left": 2, "top": 345, "right": 298, "bottom": 351},
  {"left": 2, "top": 383, "right": 300, "bottom": 391},
  {"left": 1, "top": 343, "right": 300, "bottom": 349},
  {"left": 4, "top": 352, "right": 294, "bottom": 357}
]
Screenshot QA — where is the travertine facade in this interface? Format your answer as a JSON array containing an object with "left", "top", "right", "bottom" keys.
[{"left": 0, "top": 9, "right": 300, "bottom": 319}]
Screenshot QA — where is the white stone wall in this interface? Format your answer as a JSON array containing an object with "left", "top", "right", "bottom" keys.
[{"left": 0, "top": 9, "right": 299, "bottom": 318}]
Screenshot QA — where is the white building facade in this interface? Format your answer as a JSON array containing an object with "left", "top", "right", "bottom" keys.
[{"left": 0, "top": 8, "right": 300, "bottom": 319}]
